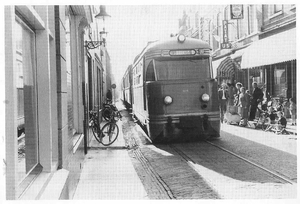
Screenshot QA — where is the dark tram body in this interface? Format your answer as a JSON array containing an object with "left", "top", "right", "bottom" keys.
[
  {"left": 121, "top": 65, "right": 133, "bottom": 110},
  {"left": 121, "top": 35, "right": 220, "bottom": 143}
]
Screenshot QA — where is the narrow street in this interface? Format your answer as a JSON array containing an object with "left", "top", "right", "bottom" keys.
[{"left": 3, "top": 4, "right": 297, "bottom": 200}]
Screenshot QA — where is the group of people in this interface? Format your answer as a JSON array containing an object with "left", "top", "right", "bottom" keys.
[{"left": 218, "top": 81, "right": 297, "bottom": 132}]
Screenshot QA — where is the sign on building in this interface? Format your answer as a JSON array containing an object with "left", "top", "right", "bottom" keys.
[
  {"left": 230, "top": 5, "right": 244, "bottom": 19},
  {"left": 221, "top": 43, "right": 231, "bottom": 49},
  {"left": 221, "top": 20, "right": 231, "bottom": 49}
]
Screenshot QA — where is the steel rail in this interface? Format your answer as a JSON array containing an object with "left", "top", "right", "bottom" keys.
[{"left": 206, "top": 141, "right": 296, "bottom": 185}]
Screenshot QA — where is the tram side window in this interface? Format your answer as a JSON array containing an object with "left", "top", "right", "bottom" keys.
[{"left": 146, "top": 61, "right": 155, "bottom": 81}]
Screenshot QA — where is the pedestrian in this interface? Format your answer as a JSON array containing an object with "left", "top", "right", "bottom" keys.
[
  {"left": 227, "top": 82, "right": 235, "bottom": 111},
  {"left": 238, "top": 87, "right": 250, "bottom": 126},
  {"left": 261, "top": 86, "right": 271, "bottom": 111},
  {"left": 218, "top": 83, "right": 228, "bottom": 123},
  {"left": 274, "top": 111, "right": 287, "bottom": 134},
  {"left": 268, "top": 107, "right": 277, "bottom": 124},
  {"left": 289, "top": 97, "right": 297, "bottom": 125},
  {"left": 106, "top": 89, "right": 112, "bottom": 102},
  {"left": 249, "top": 82, "right": 263, "bottom": 121},
  {"left": 234, "top": 82, "right": 242, "bottom": 106}
]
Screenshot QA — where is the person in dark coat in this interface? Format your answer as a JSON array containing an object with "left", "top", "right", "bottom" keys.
[
  {"left": 106, "top": 89, "right": 112, "bottom": 102},
  {"left": 249, "top": 82, "right": 263, "bottom": 121},
  {"left": 218, "top": 83, "right": 229, "bottom": 123}
]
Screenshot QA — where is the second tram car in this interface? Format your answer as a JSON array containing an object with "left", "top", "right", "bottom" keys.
[
  {"left": 122, "top": 35, "right": 220, "bottom": 143},
  {"left": 121, "top": 65, "right": 133, "bottom": 109}
]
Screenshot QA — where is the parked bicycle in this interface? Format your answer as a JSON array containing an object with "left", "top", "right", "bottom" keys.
[
  {"left": 95, "top": 110, "right": 122, "bottom": 146},
  {"left": 102, "top": 102, "right": 122, "bottom": 121},
  {"left": 89, "top": 110, "right": 101, "bottom": 138}
]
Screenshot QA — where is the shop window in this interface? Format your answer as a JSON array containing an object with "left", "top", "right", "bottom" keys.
[
  {"left": 275, "top": 68, "right": 286, "bottom": 84},
  {"left": 15, "top": 18, "right": 39, "bottom": 183},
  {"left": 274, "top": 66, "right": 287, "bottom": 97}
]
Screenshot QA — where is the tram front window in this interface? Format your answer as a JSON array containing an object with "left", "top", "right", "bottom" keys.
[{"left": 155, "top": 58, "right": 210, "bottom": 81}]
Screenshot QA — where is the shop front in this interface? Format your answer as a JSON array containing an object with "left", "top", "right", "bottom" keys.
[{"left": 240, "top": 28, "right": 296, "bottom": 99}]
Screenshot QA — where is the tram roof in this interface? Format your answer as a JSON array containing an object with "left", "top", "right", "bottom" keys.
[
  {"left": 146, "top": 36, "right": 211, "bottom": 52},
  {"left": 133, "top": 36, "right": 211, "bottom": 65}
]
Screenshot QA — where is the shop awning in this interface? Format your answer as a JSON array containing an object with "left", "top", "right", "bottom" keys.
[
  {"left": 240, "top": 28, "right": 296, "bottom": 69},
  {"left": 212, "top": 56, "right": 234, "bottom": 78},
  {"left": 212, "top": 57, "right": 224, "bottom": 78},
  {"left": 231, "top": 48, "right": 245, "bottom": 60}
]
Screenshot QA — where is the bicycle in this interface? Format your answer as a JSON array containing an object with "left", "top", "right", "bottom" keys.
[
  {"left": 95, "top": 110, "right": 122, "bottom": 146},
  {"left": 102, "top": 103, "right": 122, "bottom": 121},
  {"left": 89, "top": 110, "right": 100, "bottom": 138}
]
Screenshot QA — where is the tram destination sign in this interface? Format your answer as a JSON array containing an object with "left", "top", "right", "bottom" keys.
[{"left": 169, "top": 50, "right": 196, "bottom": 56}]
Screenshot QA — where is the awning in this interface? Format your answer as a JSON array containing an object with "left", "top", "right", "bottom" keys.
[
  {"left": 231, "top": 48, "right": 245, "bottom": 60},
  {"left": 212, "top": 56, "right": 234, "bottom": 78},
  {"left": 212, "top": 57, "right": 224, "bottom": 78},
  {"left": 241, "top": 28, "right": 296, "bottom": 69}
]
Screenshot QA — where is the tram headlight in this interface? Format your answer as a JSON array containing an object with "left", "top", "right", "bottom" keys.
[
  {"left": 201, "top": 93, "right": 210, "bottom": 102},
  {"left": 177, "top": 34, "right": 186, "bottom": 43},
  {"left": 164, "top": 96, "right": 173, "bottom": 105}
]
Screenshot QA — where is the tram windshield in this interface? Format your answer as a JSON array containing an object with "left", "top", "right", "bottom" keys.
[{"left": 146, "top": 58, "right": 210, "bottom": 81}]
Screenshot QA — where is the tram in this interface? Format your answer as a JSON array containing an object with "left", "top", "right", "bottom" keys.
[{"left": 122, "top": 34, "right": 220, "bottom": 143}]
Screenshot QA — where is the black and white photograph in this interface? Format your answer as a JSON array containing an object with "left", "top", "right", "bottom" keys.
[{"left": 0, "top": 1, "right": 298, "bottom": 202}]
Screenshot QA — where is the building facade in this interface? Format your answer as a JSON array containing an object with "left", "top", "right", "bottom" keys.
[
  {"left": 4, "top": 5, "right": 111, "bottom": 199},
  {"left": 179, "top": 4, "right": 296, "bottom": 100}
]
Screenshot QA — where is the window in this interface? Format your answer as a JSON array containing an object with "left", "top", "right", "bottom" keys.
[
  {"left": 146, "top": 60, "right": 155, "bottom": 81},
  {"left": 274, "top": 65, "right": 287, "bottom": 97},
  {"left": 15, "top": 17, "right": 39, "bottom": 183},
  {"left": 247, "top": 5, "right": 254, "bottom": 34},
  {"left": 274, "top": 4, "right": 282, "bottom": 13},
  {"left": 269, "top": 4, "right": 283, "bottom": 18},
  {"left": 275, "top": 67, "right": 286, "bottom": 85},
  {"left": 154, "top": 58, "right": 210, "bottom": 81},
  {"left": 65, "top": 13, "right": 75, "bottom": 135}
]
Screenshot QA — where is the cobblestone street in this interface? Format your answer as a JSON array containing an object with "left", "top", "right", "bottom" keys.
[{"left": 121, "top": 109, "right": 297, "bottom": 199}]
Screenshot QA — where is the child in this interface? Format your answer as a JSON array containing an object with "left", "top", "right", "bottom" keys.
[
  {"left": 275, "top": 111, "right": 287, "bottom": 134},
  {"left": 268, "top": 107, "right": 277, "bottom": 124},
  {"left": 289, "top": 98, "right": 297, "bottom": 125},
  {"left": 264, "top": 107, "right": 277, "bottom": 132}
]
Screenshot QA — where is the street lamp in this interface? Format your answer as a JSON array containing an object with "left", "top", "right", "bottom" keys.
[{"left": 85, "top": 5, "right": 111, "bottom": 49}]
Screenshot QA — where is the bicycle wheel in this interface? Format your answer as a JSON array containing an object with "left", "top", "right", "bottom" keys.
[
  {"left": 103, "top": 107, "right": 112, "bottom": 121},
  {"left": 100, "top": 122, "right": 119, "bottom": 146}
]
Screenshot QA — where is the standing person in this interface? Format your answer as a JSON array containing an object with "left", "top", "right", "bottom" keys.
[
  {"left": 234, "top": 82, "right": 242, "bottom": 106},
  {"left": 106, "top": 89, "right": 112, "bottom": 103},
  {"left": 227, "top": 83, "right": 235, "bottom": 112},
  {"left": 249, "top": 82, "right": 263, "bottom": 121},
  {"left": 238, "top": 87, "right": 250, "bottom": 126},
  {"left": 261, "top": 86, "right": 271, "bottom": 111},
  {"left": 289, "top": 97, "right": 297, "bottom": 125},
  {"left": 218, "top": 83, "right": 228, "bottom": 123}
]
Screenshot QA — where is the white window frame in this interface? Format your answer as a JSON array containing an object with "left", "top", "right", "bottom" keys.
[{"left": 5, "top": 5, "right": 58, "bottom": 200}]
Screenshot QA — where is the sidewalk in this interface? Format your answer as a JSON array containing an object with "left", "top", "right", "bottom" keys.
[{"left": 73, "top": 102, "right": 148, "bottom": 200}]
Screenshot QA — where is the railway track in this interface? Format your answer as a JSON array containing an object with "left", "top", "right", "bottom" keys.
[
  {"left": 169, "top": 141, "right": 296, "bottom": 185},
  {"left": 123, "top": 111, "right": 296, "bottom": 199},
  {"left": 205, "top": 141, "right": 296, "bottom": 185}
]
